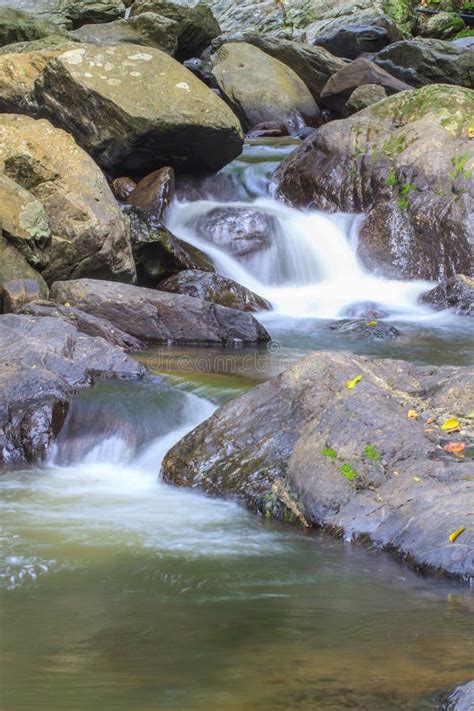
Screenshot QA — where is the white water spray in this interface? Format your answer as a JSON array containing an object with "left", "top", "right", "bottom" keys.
[{"left": 167, "top": 197, "right": 435, "bottom": 321}]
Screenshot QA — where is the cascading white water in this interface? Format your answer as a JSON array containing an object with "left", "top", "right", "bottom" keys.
[{"left": 167, "top": 197, "right": 437, "bottom": 321}]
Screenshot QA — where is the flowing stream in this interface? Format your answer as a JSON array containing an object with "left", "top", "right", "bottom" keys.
[{"left": 1, "top": 140, "right": 473, "bottom": 711}]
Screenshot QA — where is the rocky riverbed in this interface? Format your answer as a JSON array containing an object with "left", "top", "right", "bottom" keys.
[{"left": 0, "top": 0, "right": 473, "bottom": 707}]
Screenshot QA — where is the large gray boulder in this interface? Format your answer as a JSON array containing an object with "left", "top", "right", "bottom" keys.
[
  {"left": 50, "top": 279, "right": 271, "bottom": 344},
  {"left": 211, "top": 42, "right": 320, "bottom": 132},
  {"left": 35, "top": 43, "right": 244, "bottom": 174},
  {"left": 277, "top": 85, "right": 474, "bottom": 281},
  {"left": 0, "top": 114, "right": 135, "bottom": 284},
  {"left": 212, "top": 33, "right": 346, "bottom": 104},
  {"left": 201, "top": 0, "right": 415, "bottom": 40},
  {"left": 374, "top": 38, "right": 474, "bottom": 90},
  {"left": 420, "top": 275, "right": 474, "bottom": 316},
  {"left": 0, "top": 7, "right": 67, "bottom": 46},
  {"left": 71, "top": 13, "right": 179, "bottom": 54},
  {"left": 0, "top": 313, "right": 144, "bottom": 466},
  {"left": 194, "top": 206, "right": 276, "bottom": 258},
  {"left": 162, "top": 350, "right": 474, "bottom": 581},
  {"left": 0, "top": 0, "right": 126, "bottom": 29},
  {"left": 131, "top": 0, "right": 221, "bottom": 59}
]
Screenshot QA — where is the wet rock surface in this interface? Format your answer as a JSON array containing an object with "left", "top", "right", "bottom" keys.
[
  {"left": 194, "top": 206, "right": 277, "bottom": 257},
  {"left": 20, "top": 301, "right": 143, "bottom": 350},
  {"left": 329, "top": 319, "right": 400, "bottom": 339},
  {"left": 162, "top": 350, "right": 474, "bottom": 580},
  {"left": 420, "top": 275, "right": 474, "bottom": 316},
  {"left": 125, "top": 206, "right": 214, "bottom": 287},
  {"left": 51, "top": 278, "right": 271, "bottom": 345},
  {"left": 374, "top": 38, "right": 474, "bottom": 89},
  {"left": 158, "top": 269, "right": 271, "bottom": 312},
  {"left": 277, "top": 85, "right": 474, "bottom": 281},
  {"left": 0, "top": 313, "right": 144, "bottom": 467}
]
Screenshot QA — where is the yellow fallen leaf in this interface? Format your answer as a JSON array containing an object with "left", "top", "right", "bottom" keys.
[
  {"left": 64, "top": 302, "right": 71, "bottom": 308},
  {"left": 441, "top": 418, "right": 460, "bottom": 432},
  {"left": 449, "top": 527, "right": 465, "bottom": 543},
  {"left": 408, "top": 410, "right": 418, "bottom": 419},
  {"left": 346, "top": 374, "right": 363, "bottom": 390},
  {"left": 413, "top": 476, "right": 421, "bottom": 482},
  {"left": 367, "top": 320, "right": 378, "bottom": 326}
]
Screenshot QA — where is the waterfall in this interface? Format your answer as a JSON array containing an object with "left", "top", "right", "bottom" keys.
[{"left": 167, "top": 197, "right": 435, "bottom": 321}]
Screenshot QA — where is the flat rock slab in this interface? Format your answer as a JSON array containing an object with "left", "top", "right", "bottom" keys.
[
  {"left": 0, "top": 313, "right": 144, "bottom": 466},
  {"left": 162, "top": 351, "right": 474, "bottom": 581},
  {"left": 51, "top": 278, "right": 270, "bottom": 344}
]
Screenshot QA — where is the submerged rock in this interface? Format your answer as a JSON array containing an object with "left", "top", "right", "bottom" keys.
[
  {"left": 211, "top": 42, "right": 320, "bottom": 133},
  {"left": 374, "top": 38, "right": 474, "bottom": 89},
  {"left": 35, "top": 43, "right": 244, "bottom": 174},
  {"left": 194, "top": 206, "right": 276, "bottom": 258},
  {"left": 158, "top": 270, "right": 271, "bottom": 313},
  {"left": 0, "top": 114, "right": 135, "bottom": 284},
  {"left": 420, "top": 275, "right": 474, "bottom": 316},
  {"left": 329, "top": 319, "right": 399, "bottom": 339},
  {"left": 0, "top": 312, "right": 144, "bottom": 467},
  {"left": 162, "top": 351, "right": 474, "bottom": 580},
  {"left": 277, "top": 85, "right": 474, "bottom": 281},
  {"left": 125, "top": 206, "right": 214, "bottom": 287},
  {"left": 50, "top": 278, "right": 271, "bottom": 345}
]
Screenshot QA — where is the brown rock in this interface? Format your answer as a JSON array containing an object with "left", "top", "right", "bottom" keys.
[
  {"left": 111, "top": 176, "right": 137, "bottom": 201},
  {"left": 127, "top": 166, "right": 175, "bottom": 219},
  {"left": 320, "top": 57, "right": 413, "bottom": 113},
  {"left": 158, "top": 270, "right": 271, "bottom": 312},
  {"left": 2, "top": 278, "right": 44, "bottom": 313}
]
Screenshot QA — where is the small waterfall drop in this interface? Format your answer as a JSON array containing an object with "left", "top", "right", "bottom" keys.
[{"left": 167, "top": 197, "right": 435, "bottom": 321}]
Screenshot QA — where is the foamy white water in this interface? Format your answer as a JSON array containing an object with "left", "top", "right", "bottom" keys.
[
  {"left": 167, "top": 197, "right": 436, "bottom": 321},
  {"left": 1, "top": 387, "right": 292, "bottom": 590}
]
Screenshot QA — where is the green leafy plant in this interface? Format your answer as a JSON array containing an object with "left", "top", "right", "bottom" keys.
[
  {"left": 322, "top": 447, "right": 338, "bottom": 459},
  {"left": 340, "top": 464, "right": 358, "bottom": 481},
  {"left": 363, "top": 444, "right": 381, "bottom": 461}
]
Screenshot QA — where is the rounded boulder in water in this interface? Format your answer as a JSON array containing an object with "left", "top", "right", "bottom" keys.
[{"left": 194, "top": 206, "right": 277, "bottom": 258}]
